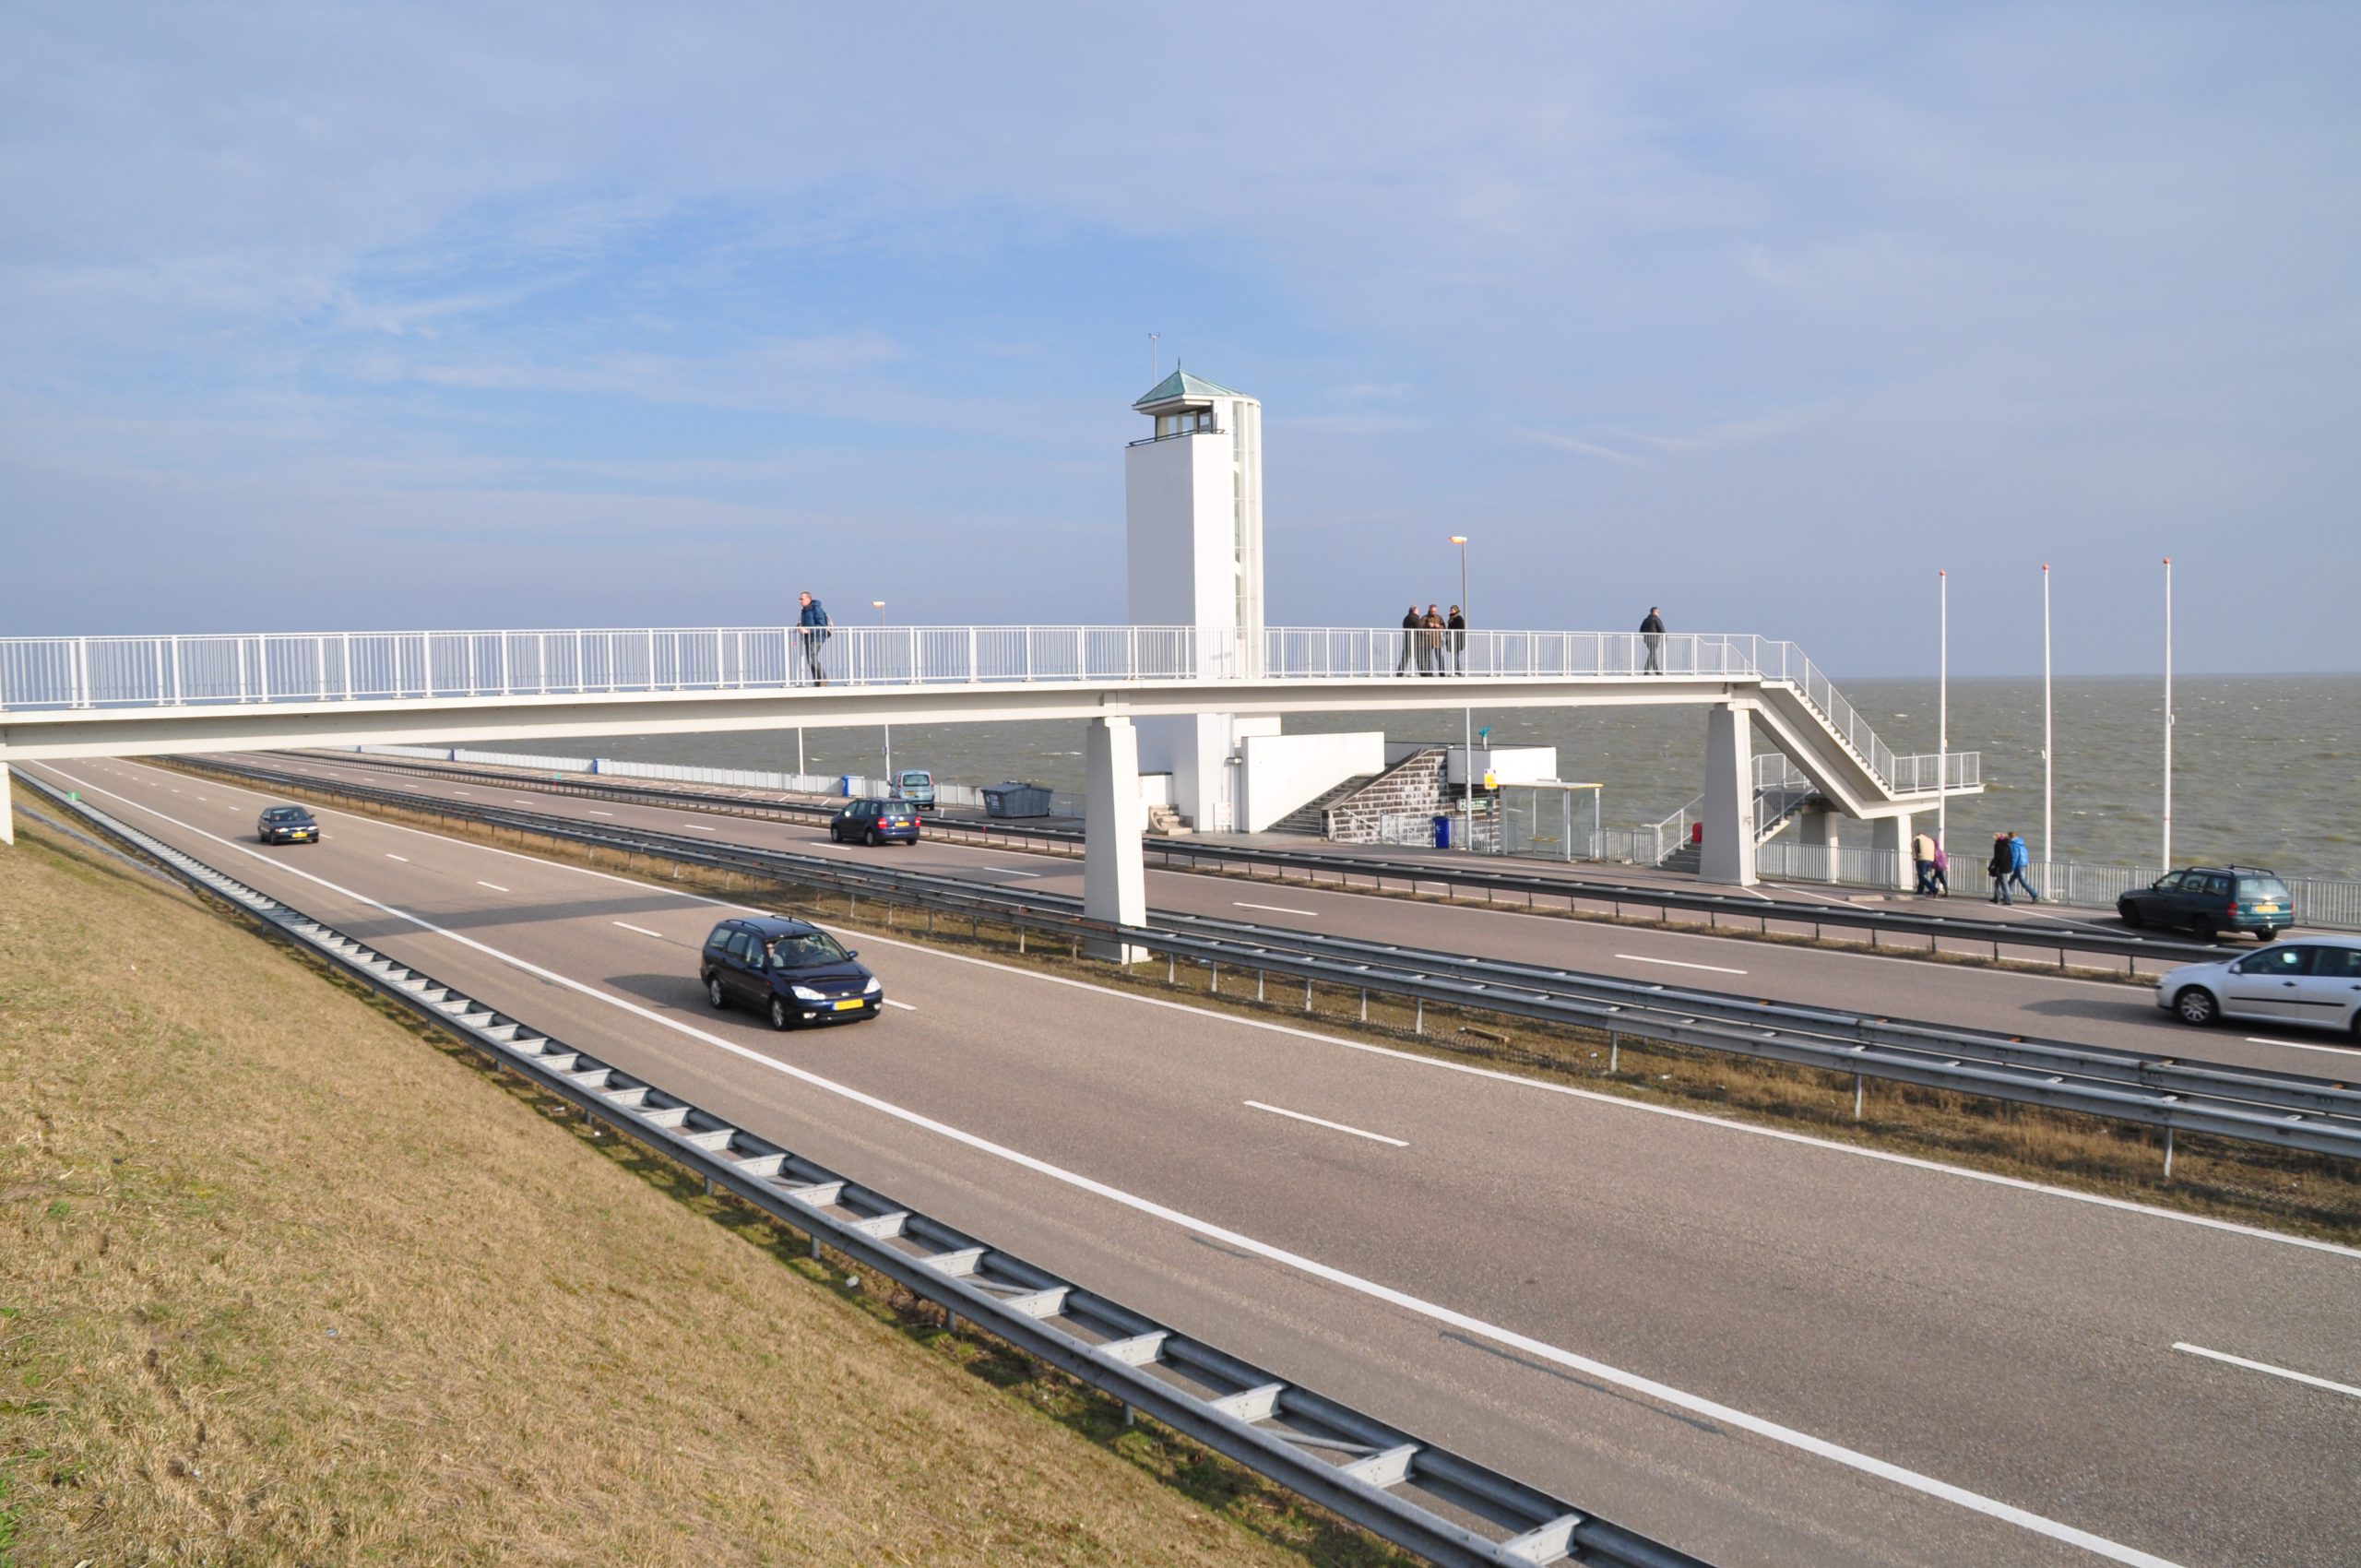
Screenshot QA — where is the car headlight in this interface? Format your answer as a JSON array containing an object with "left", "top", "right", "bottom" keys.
[
  {"left": 789, "top": 985, "right": 827, "bottom": 1003},
  {"left": 863, "top": 976, "right": 882, "bottom": 994}
]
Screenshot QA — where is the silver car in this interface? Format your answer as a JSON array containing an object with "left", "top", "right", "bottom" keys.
[{"left": 2155, "top": 934, "right": 2361, "bottom": 1031}]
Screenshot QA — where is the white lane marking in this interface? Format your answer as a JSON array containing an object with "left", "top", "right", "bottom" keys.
[
  {"left": 31, "top": 770, "right": 2189, "bottom": 1568},
  {"left": 2247, "top": 1035, "right": 2361, "bottom": 1058},
  {"left": 477, "top": 881, "right": 510, "bottom": 893},
  {"left": 61, "top": 762, "right": 2358, "bottom": 1263},
  {"left": 884, "top": 998, "right": 918, "bottom": 1011},
  {"left": 1236, "top": 901, "right": 1318, "bottom": 916},
  {"left": 588, "top": 810, "right": 614, "bottom": 816},
  {"left": 453, "top": 790, "right": 472, "bottom": 796},
  {"left": 1616, "top": 953, "right": 1748, "bottom": 976},
  {"left": 979, "top": 865, "right": 1041, "bottom": 878},
  {"left": 1244, "top": 1100, "right": 1406, "bottom": 1146},
  {"left": 612, "top": 921, "right": 667, "bottom": 939},
  {"left": 681, "top": 824, "right": 717, "bottom": 832},
  {"left": 384, "top": 853, "right": 409, "bottom": 862},
  {"left": 2172, "top": 1343, "right": 2361, "bottom": 1401},
  {"left": 512, "top": 798, "right": 534, "bottom": 804}
]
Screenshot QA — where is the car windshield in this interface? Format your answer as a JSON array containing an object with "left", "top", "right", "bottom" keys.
[
  {"left": 767, "top": 932, "right": 851, "bottom": 968},
  {"left": 2238, "top": 877, "right": 2292, "bottom": 902},
  {"left": 265, "top": 808, "right": 309, "bottom": 822}
]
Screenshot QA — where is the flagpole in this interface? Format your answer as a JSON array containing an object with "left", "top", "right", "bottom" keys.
[
  {"left": 2042, "top": 563, "right": 2053, "bottom": 872},
  {"left": 2162, "top": 557, "right": 2174, "bottom": 872},
  {"left": 1937, "top": 568, "right": 1948, "bottom": 858}
]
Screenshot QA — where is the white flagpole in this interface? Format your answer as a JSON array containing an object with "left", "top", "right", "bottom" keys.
[
  {"left": 2042, "top": 563, "right": 2053, "bottom": 872},
  {"left": 2162, "top": 557, "right": 2174, "bottom": 872},
  {"left": 1937, "top": 568, "right": 1949, "bottom": 857}
]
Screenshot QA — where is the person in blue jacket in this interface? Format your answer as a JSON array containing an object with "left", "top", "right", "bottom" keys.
[
  {"left": 2006, "top": 830, "right": 2041, "bottom": 903},
  {"left": 796, "top": 590, "right": 832, "bottom": 685}
]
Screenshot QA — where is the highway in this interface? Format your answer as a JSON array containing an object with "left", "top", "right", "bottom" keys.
[
  {"left": 222, "top": 749, "right": 2361, "bottom": 1082},
  {"left": 32, "top": 754, "right": 2361, "bottom": 1568}
]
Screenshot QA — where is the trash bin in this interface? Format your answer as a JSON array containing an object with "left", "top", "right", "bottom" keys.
[
  {"left": 839, "top": 775, "right": 857, "bottom": 797},
  {"left": 1432, "top": 814, "right": 1453, "bottom": 849},
  {"left": 982, "top": 782, "right": 1054, "bottom": 818}
]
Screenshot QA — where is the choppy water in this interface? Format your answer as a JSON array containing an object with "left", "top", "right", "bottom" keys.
[{"left": 566, "top": 674, "right": 2361, "bottom": 880}]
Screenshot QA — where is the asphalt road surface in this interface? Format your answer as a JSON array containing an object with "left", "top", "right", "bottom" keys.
[
  {"left": 227, "top": 749, "right": 2361, "bottom": 1082},
  {"left": 36, "top": 755, "right": 2361, "bottom": 1568}
]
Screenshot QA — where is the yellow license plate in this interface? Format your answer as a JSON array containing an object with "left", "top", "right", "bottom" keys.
[
  {"left": 832, "top": 999, "right": 865, "bottom": 1011},
  {"left": 2255, "top": 903, "right": 2280, "bottom": 913}
]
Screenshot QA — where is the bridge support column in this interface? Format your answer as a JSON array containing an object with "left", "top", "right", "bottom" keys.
[
  {"left": 1796, "top": 807, "right": 1840, "bottom": 883},
  {"left": 1869, "top": 813, "right": 1915, "bottom": 891},
  {"left": 1084, "top": 716, "right": 1148, "bottom": 962},
  {"left": 0, "top": 764, "right": 13, "bottom": 847},
  {"left": 1698, "top": 705, "right": 1758, "bottom": 887}
]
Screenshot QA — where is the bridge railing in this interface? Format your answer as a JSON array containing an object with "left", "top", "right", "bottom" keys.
[{"left": 0, "top": 623, "right": 1968, "bottom": 800}]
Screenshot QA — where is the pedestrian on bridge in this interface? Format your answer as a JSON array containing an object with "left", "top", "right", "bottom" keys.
[
  {"left": 1419, "top": 605, "right": 1445, "bottom": 675},
  {"left": 2006, "top": 830, "right": 2041, "bottom": 902},
  {"left": 797, "top": 591, "right": 832, "bottom": 685},
  {"left": 1395, "top": 604, "right": 1421, "bottom": 675},
  {"left": 1987, "top": 832, "right": 2015, "bottom": 905},
  {"left": 1912, "top": 828, "right": 1940, "bottom": 896},
  {"left": 1448, "top": 605, "right": 1467, "bottom": 673},
  {"left": 1929, "top": 836, "right": 1952, "bottom": 896},
  {"left": 1640, "top": 607, "right": 1667, "bottom": 673}
]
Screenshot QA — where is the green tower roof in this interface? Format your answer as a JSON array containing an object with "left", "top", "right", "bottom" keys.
[{"left": 1133, "top": 368, "right": 1244, "bottom": 408}]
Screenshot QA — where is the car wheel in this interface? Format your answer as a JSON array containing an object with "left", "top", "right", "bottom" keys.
[
  {"left": 2118, "top": 901, "right": 2144, "bottom": 928},
  {"left": 2189, "top": 918, "right": 2218, "bottom": 942},
  {"left": 706, "top": 976, "right": 727, "bottom": 1010},
  {"left": 768, "top": 995, "right": 791, "bottom": 1031},
  {"left": 2173, "top": 986, "right": 2220, "bottom": 1027},
  {"left": 865, "top": 827, "right": 880, "bottom": 847},
  {"left": 2258, "top": 927, "right": 2280, "bottom": 942}
]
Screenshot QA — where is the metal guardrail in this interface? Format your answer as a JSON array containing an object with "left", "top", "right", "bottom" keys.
[
  {"left": 255, "top": 749, "right": 2225, "bottom": 971},
  {"left": 154, "top": 757, "right": 2361, "bottom": 1163},
  {"left": 21, "top": 768, "right": 1708, "bottom": 1568}
]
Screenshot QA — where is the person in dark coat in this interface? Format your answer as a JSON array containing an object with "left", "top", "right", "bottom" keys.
[
  {"left": 1395, "top": 604, "right": 1420, "bottom": 675},
  {"left": 1448, "top": 605, "right": 1467, "bottom": 673},
  {"left": 1987, "top": 831, "right": 2014, "bottom": 905},
  {"left": 796, "top": 591, "right": 832, "bottom": 685},
  {"left": 1640, "top": 607, "right": 1667, "bottom": 673}
]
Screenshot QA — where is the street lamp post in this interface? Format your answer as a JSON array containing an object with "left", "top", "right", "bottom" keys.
[
  {"left": 2161, "top": 559, "right": 2173, "bottom": 872},
  {"left": 1450, "top": 535, "right": 1471, "bottom": 852},
  {"left": 874, "top": 600, "right": 890, "bottom": 788}
]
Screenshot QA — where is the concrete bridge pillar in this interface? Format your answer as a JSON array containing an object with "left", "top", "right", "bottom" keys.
[
  {"left": 1083, "top": 716, "right": 1148, "bottom": 962},
  {"left": 1869, "top": 813, "right": 1915, "bottom": 891},
  {"left": 1698, "top": 705, "right": 1758, "bottom": 887},
  {"left": 1795, "top": 806, "right": 1840, "bottom": 882}
]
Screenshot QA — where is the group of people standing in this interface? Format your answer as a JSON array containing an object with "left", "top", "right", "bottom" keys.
[
  {"left": 1395, "top": 603, "right": 1468, "bottom": 675},
  {"left": 1908, "top": 827, "right": 2041, "bottom": 904}
]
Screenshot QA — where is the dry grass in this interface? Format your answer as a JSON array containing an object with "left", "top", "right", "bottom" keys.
[
  {"left": 0, "top": 816, "right": 1421, "bottom": 1568},
  {"left": 193, "top": 767, "right": 2361, "bottom": 1249}
]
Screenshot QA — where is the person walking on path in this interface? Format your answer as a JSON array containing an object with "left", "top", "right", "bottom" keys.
[
  {"left": 796, "top": 590, "right": 832, "bottom": 685},
  {"left": 1912, "top": 828, "right": 1939, "bottom": 896},
  {"left": 1395, "top": 604, "right": 1421, "bottom": 675},
  {"left": 1420, "top": 605, "right": 1446, "bottom": 675},
  {"left": 1448, "top": 605, "right": 1467, "bottom": 674},
  {"left": 1986, "top": 831, "right": 2014, "bottom": 905},
  {"left": 1640, "top": 607, "right": 1667, "bottom": 673},
  {"left": 2006, "top": 830, "right": 2041, "bottom": 902},
  {"left": 1929, "top": 836, "right": 1952, "bottom": 896}
]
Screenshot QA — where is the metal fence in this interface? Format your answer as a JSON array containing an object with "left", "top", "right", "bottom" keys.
[{"left": 1, "top": 623, "right": 1973, "bottom": 799}]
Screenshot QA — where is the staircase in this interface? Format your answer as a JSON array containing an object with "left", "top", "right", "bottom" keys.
[
  {"left": 1322, "top": 748, "right": 1450, "bottom": 844},
  {"left": 1145, "top": 803, "right": 1192, "bottom": 837},
  {"left": 1654, "top": 755, "right": 1825, "bottom": 872},
  {"left": 1268, "top": 772, "right": 1380, "bottom": 836}
]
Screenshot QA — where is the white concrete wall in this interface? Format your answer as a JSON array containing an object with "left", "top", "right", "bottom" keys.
[
  {"left": 1240, "top": 730, "right": 1385, "bottom": 832},
  {"left": 1446, "top": 745, "right": 1559, "bottom": 786}
]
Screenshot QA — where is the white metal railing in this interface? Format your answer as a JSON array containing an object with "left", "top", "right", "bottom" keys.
[{"left": 0, "top": 624, "right": 1969, "bottom": 802}]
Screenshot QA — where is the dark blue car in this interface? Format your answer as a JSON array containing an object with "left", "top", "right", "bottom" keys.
[
  {"left": 829, "top": 798, "right": 921, "bottom": 846},
  {"left": 700, "top": 915, "right": 883, "bottom": 1030}
]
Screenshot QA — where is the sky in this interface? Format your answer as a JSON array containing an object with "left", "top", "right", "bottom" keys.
[{"left": 3, "top": 3, "right": 2355, "bottom": 676}]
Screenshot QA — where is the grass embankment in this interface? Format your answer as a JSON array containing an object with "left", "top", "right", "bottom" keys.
[
  {"left": 0, "top": 815, "right": 1414, "bottom": 1568},
  {"left": 181, "top": 761, "right": 2361, "bottom": 1248}
]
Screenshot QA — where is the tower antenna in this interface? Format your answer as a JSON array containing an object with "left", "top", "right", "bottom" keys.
[{"left": 1149, "top": 332, "right": 1159, "bottom": 381}]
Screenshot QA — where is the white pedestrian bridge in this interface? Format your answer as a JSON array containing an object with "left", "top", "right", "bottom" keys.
[{"left": 0, "top": 624, "right": 1979, "bottom": 932}]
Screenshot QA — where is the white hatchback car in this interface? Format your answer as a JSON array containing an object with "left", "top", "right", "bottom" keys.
[{"left": 2156, "top": 935, "right": 2361, "bottom": 1032}]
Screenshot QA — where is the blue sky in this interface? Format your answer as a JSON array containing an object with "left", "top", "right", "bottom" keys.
[{"left": 4, "top": 3, "right": 2355, "bottom": 674}]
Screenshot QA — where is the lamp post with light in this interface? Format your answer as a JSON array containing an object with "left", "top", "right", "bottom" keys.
[
  {"left": 1450, "top": 535, "right": 1472, "bottom": 851},
  {"left": 873, "top": 600, "right": 891, "bottom": 787}
]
